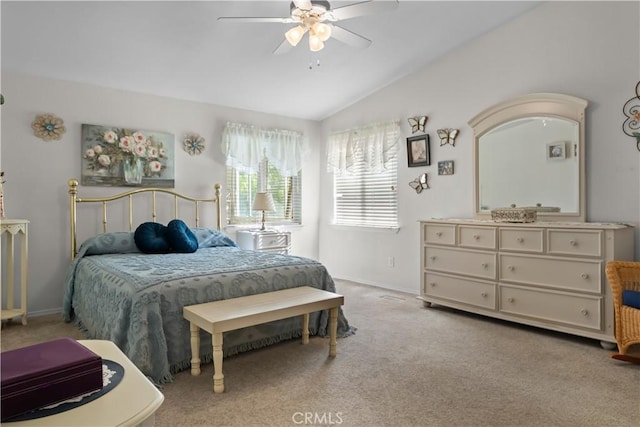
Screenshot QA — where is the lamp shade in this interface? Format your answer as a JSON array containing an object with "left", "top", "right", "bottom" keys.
[
  {"left": 252, "top": 192, "right": 275, "bottom": 212},
  {"left": 285, "top": 25, "right": 306, "bottom": 46}
]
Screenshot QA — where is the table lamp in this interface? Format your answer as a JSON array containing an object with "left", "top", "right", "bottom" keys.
[{"left": 252, "top": 192, "right": 275, "bottom": 230}]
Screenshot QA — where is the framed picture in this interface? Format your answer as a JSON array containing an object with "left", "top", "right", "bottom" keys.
[
  {"left": 407, "top": 134, "right": 430, "bottom": 167},
  {"left": 438, "top": 160, "right": 454, "bottom": 175},
  {"left": 81, "top": 124, "right": 175, "bottom": 187},
  {"left": 546, "top": 142, "right": 566, "bottom": 160}
]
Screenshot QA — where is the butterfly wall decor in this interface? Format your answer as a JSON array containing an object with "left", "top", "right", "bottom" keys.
[
  {"left": 408, "top": 173, "right": 429, "bottom": 194},
  {"left": 408, "top": 116, "right": 427, "bottom": 134},
  {"left": 437, "top": 128, "right": 460, "bottom": 146}
]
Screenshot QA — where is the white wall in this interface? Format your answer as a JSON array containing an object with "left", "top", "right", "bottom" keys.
[
  {"left": 0, "top": 73, "right": 322, "bottom": 315},
  {"left": 318, "top": 1, "right": 640, "bottom": 294}
]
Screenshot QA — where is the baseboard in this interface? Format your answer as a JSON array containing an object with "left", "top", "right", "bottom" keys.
[{"left": 333, "top": 275, "right": 416, "bottom": 296}]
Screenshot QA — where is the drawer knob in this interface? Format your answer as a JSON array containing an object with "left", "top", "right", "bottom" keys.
[
  {"left": 516, "top": 237, "right": 524, "bottom": 243},
  {"left": 429, "top": 282, "right": 436, "bottom": 287},
  {"left": 581, "top": 309, "right": 589, "bottom": 316},
  {"left": 569, "top": 240, "right": 577, "bottom": 246},
  {"left": 481, "top": 292, "right": 488, "bottom": 298},
  {"left": 473, "top": 234, "right": 480, "bottom": 240},
  {"left": 507, "top": 297, "right": 515, "bottom": 303},
  {"left": 481, "top": 262, "right": 489, "bottom": 269},
  {"left": 507, "top": 265, "right": 515, "bottom": 272},
  {"left": 429, "top": 256, "right": 437, "bottom": 261},
  {"left": 436, "top": 232, "right": 443, "bottom": 237},
  {"left": 581, "top": 273, "right": 589, "bottom": 280}
]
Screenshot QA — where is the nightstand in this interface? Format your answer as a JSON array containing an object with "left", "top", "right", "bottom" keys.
[
  {"left": 236, "top": 230, "right": 291, "bottom": 255},
  {"left": 1, "top": 219, "right": 29, "bottom": 325}
]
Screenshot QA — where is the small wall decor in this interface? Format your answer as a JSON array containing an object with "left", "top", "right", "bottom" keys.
[
  {"left": 408, "top": 173, "right": 429, "bottom": 193},
  {"left": 438, "top": 160, "right": 454, "bottom": 175},
  {"left": 407, "top": 134, "right": 430, "bottom": 167},
  {"left": 546, "top": 142, "right": 566, "bottom": 160},
  {"left": 0, "top": 172, "right": 5, "bottom": 219},
  {"left": 436, "top": 128, "right": 459, "bottom": 146},
  {"left": 0, "top": 94, "right": 4, "bottom": 105},
  {"left": 408, "top": 116, "right": 427, "bottom": 134},
  {"left": 183, "top": 133, "right": 205, "bottom": 156},
  {"left": 32, "top": 114, "right": 66, "bottom": 141},
  {"left": 622, "top": 81, "right": 640, "bottom": 151},
  {"left": 81, "top": 124, "right": 175, "bottom": 188}
]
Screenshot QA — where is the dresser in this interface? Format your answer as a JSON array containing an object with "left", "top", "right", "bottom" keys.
[
  {"left": 419, "top": 219, "right": 634, "bottom": 346},
  {"left": 236, "top": 229, "right": 291, "bottom": 255},
  {"left": 1, "top": 219, "right": 29, "bottom": 325}
]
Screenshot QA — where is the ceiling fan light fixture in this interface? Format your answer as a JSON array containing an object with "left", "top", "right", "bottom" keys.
[
  {"left": 312, "top": 22, "right": 332, "bottom": 42},
  {"left": 309, "top": 33, "right": 324, "bottom": 52},
  {"left": 285, "top": 25, "right": 306, "bottom": 46}
]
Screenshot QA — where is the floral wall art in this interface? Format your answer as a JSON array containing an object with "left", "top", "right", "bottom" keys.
[{"left": 81, "top": 124, "right": 175, "bottom": 187}]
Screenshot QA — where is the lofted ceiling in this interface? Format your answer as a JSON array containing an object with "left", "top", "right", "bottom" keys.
[{"left": 1, "top": 1, "right": 540, "bottom": 121}]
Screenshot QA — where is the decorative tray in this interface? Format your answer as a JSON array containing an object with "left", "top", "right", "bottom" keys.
[{"left": 491, "top": 205, "right": 537, "bottom": 223}]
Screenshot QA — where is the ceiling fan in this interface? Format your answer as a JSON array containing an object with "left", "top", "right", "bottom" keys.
[{"left": 218, "top": 0, "right": 399, "bottom": 54}]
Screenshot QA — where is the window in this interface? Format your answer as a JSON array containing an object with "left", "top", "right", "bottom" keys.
[
  {"left": 221, "top": 122, "right": 305, "bottom": 227},
  {"left": 333, "top": 156, "right": 397, "bottom": 228},
  {"left": 328, "top": 120, "right": 400, "bottom": 228},
  {"left": 226, "top": 158, "right": 301, "bottom": 225}
]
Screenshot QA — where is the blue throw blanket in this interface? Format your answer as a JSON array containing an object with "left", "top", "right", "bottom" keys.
[{"left": 63, "top": 229, "right": 353, "bottom": 383}]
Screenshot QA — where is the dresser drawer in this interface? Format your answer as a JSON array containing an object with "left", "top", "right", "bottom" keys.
[
  {"left": 499, "top": 254, "right": 601, "bottom": 293},
  {"left": 547, "top": 229, "right": 602, "bottom": 257},
  {"left": 425, "top": 247, "right": 496, "bottom": 280},
  {"left": 424, "top": 272, "right": 496, "bottom": 310},
  {"left": 423, "top": 224, "right": 456, "bottom": 246},
  {"left": 500, "top": 285, "right": 602, "bottom": 330},
  {"left": 499, "top": 228, "right": 544, "bottom": 253},
  {"left": 459, "top": 226, "right": 496, "bottom": 249},
  {"left": 256, "top": 233, "right": 290, "bottom": 249}
]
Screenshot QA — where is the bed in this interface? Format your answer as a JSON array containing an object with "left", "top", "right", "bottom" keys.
[{"left": 62, "top": 179, "right": 353, "bottom": 384}]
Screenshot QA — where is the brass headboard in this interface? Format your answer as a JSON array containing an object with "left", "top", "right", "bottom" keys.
[{"left": 68, "top": 179, "right": 221, "bottom": 260}]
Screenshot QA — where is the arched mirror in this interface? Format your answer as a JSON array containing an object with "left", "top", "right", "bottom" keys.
[{"left": 469, "top": 93, "right": 588, "bottom": 222}]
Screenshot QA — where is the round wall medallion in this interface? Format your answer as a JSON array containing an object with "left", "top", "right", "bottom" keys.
[
  {"left": 183, "top": 133, "right": 205, "bottom": 155},
  {"left": 32, "top": 114, "right": 66, "bottom": 141}
]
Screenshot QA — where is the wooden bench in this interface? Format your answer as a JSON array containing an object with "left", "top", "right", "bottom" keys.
[{"left": 183, "top": 286, "right": 344, "bottom": 393}]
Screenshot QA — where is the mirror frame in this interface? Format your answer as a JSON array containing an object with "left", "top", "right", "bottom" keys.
[{"left": 469, "top": 93, "right": 588, "bottom": 222}]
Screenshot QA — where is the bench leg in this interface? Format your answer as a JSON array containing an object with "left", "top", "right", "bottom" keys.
[
  {"left": 212, "top": 332, "right": 224, "bottom": 393},
  {"left": 302, "top": 313, "right": 310, "bottom": 344},
  {"left": 329, "top": 307, "right": 338, "bottom": 357},
  {"left": 189, "top": 322, "right": 201, "bottom": 376}
]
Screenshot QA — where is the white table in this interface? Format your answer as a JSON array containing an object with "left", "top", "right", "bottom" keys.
[
  {"left": 184, "top": 286, "right": 344, "bottom": 393},
  {"left": 4, "top": 340, "right": 164, "bottom": 427},
  {"left": 1, "top": 219, "right": 29, "bottom": 325}
]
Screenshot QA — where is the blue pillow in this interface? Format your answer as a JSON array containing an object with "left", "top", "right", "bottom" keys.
[
  {"left": 166, "top": 219, "right": 198, "bottom": 253},
  {"left": 84, "top": 232, "right": 141, "bottom": 255},
  {"left": 192, "top": 227, "right": 238, "bottom": 248},
  {"left": 622, "top": 290, "right": 640, "bottom": 310},
  {"left": 134, "top": 222, "right": 171, "bottom": 254}
]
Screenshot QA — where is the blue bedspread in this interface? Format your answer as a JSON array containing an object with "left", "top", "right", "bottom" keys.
[{"left": 62, "top": 230, "right": 353, "bottom": 383}]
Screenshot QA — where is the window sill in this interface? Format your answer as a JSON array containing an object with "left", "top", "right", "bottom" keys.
[
  {"left": 224, "top": 224, "right": 303, "bottom": 233},
  {"left": 330, "top": 224, "right": 400, "bottom": 233}
]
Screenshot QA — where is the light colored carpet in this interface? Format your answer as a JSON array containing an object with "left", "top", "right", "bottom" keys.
[{"left": 2, "top": 280, "right": 639, "bottom": 427}]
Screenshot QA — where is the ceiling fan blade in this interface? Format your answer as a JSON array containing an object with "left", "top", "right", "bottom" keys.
[
  {"left": 273, "top": 39, "right": 294, "bottom": 55},
  {"left": 217, "top": 17, "right": 294, "bottom": 23},
  {"left": 293, "top": 0, "right": 313, "bottom": 10},
  {"left": 330, "top": 24, "right": 372, "bottom": 48},
  {"left": 328, "top": 0, "right": 399, "bottom": 21}
]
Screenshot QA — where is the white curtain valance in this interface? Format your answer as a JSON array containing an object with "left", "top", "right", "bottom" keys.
[
  {"left": 327, "top": 120, "right": 400, "bottom": 175},
  {"left": 221, "top": 122, "right": 306, "bottom": 177}
]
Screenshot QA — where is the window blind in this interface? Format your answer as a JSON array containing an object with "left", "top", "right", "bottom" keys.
[{"left": 333, "top": 155, "right": 398, "bottom": 228}]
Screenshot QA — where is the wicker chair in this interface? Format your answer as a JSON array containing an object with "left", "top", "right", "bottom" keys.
[{"left": 605, "top": 261, "right": 640, "bottom": 355}]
